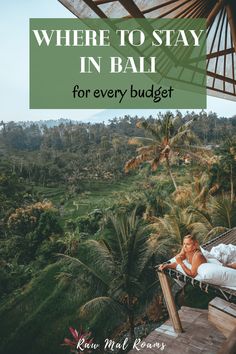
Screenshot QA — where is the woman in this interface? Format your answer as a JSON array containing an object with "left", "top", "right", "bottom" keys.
[{"left": 159, "top": 234, "right": 207, "bottom": 277}]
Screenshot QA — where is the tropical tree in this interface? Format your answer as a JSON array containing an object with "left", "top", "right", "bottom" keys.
[
  {"left": 125, "top": 113, "right": 212, "bottom": 190},
  {"left": 212, "top": 137, "right": 236, "bottom": 202},
  {"left": 172, "top": 172, "right": 219, "bottom": 210},
  {"left": 156, "top": 191, "right": 236, "bottom": 245},
  {"left": 60, "top": 209, "right": 167, "bottom": 343},
  {"left": 189, "top": 194, "right": 236, "bottom": 241},
  {"left": 150, "top": 203, "right": 195, "bottom": 251},
  {"left": 149, "top": 175, "right": 222, "bottom": 248},
  {"left": 57, "top": 231, "right": 81, "bottom": 256},
  {"left": 6, "top": 201, "right": 63, "bottom": 264}
]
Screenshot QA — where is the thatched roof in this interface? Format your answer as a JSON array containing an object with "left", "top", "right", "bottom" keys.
[{"left": 59, "top": 0, "right": 236, "bottom": 102}]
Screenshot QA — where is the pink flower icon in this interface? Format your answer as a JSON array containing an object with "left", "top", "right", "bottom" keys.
[{"left": 62, "top": 326, "right": 93, "bottom": 354}]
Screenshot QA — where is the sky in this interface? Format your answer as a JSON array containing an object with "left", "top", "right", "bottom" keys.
[{"left": 0, "top": 0, "right": 235, "bottom": 123}]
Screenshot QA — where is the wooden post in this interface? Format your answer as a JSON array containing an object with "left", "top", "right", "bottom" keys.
[{"left": 158, "top": 271, "right": 183, "bottom": 333}]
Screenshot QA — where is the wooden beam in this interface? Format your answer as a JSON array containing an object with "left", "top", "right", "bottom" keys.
[
  {"left": 207, "top": 70, "right": 236, "bottom": 85},
  {"left": 118, "top": 0, "right": 145, "bottom": 18},
  {"left": 59, "top": 0, "right": 108, "bottom": 18},
  {"left": 226, "top": 0, "right": 236, "bottom": 52},
  {"left": 173, "top": 0, "right": 199, "bottom": 19},
  {"left": 82, "top": 0, "right": 108, "bottom": 17},
  {"left": 142, "top": 0, "right": 180, "bottom": 15},
  {"left": 158, "top": 271, "right": 183, "bottom": 333},
  {"left": 207, "top": 48, "right": 234, "bottom": 59},
  {"left": 157, "top": 0, "right": 190, "bottom": 19},
  {"left": 94, "top": 0, "right": 115, "bottom": 5},
  {"left": 58, "top": 0, "right": 82, "bottom": 18},
  {"left": 206, "top": 0, "right": 227, "bottom": 28},
  {"left": 185, "top": 48, "right": 234, "bottom": 64},
  {"left": 207, "top": 86, "right": 236, "bottom": 97}
]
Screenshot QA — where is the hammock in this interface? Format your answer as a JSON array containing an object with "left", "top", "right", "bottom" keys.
[{"left": 156, "top": 228, "right": 236, "bottom": 304}]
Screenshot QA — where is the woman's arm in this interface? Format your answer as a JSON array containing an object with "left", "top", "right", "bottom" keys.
[
  {"left": 176, "top": 253, "right": 206, "bottom": 277},
  {"left": 159, "top": 262, "right": 177, "bottom": 271},
  {"left": 159, "top": 247, "right": 186, "bottom": 271},
  {"left": 176, "top": 247, "right": 186, "bottom": 261}
]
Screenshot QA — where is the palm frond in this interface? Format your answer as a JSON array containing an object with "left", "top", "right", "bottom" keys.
[
  {"left": 179, "top": 118, "right": 196, "bottom": 130},
  {"left": 124, "top": 154, "right": 148, "bottom": 172},
  {"left": 128, "top": 137, "right": 154, "bottom": 146},
  {"left": 188, "top": 222, "right": 211, "bottom": 240},
  {"left": 170, "top": 128, "right": 191, "bottom": 146},
  {"left": 136, "top": 145, "right": 156, "bottom": 156},
  {"left": 203, "top": 226, "right": 229, "bottom": 242},
  {"left": 136, "top": 120, "right": 162, "bottom": 140},
  {"left": 172, "top": 186, "right": 192, "bottom": 207},
  {"left": 58, "top": 241, "right": 114, "bottom": 286},
  {"left": 209, "top": 184, "right": 220, "bottom": 195},
  {"left": 59, "top": 253, "right": 106, "bottom": 282},
  {"left": 128, "top": 207, "right": 139, "bottom": 230},
  {"left": 210, "top": 196, "right": 236, "bottom": 229},
  {"left": 187, "top": 206, "right": 213, "bottom": 226},
  {"left": 180, "top": 149, "right": 212, "bottom": 165},
  {"left": 124, "top": 158, "right": 139, "bottom": 172},
  {"left": 80, "top": 296, "right": 125, "bottom": 318}
]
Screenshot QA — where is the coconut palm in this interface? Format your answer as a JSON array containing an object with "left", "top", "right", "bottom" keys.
[
  {"left": 148, "top": 174, "right": 219, "bottom": 249},
  {"left": 57, "top": 231, "right": 81, "bottom": 256},
  {"left": 125, "top": 113, "right": 212, "bottom": 190},
  {"left": 189, "top": 194, "right": 236, "bottom": 242},
  {"left": 60, "top": 209, "right": 167, "bottom": 342},
  {"left": 172, "top": 172, "right": 219, "bottom": 210},
  {"left": 150, "top": 203, "right": 196, "bottom": 253},
  {"left": 151, "top": 180, "right": 234, "bottom": 247},
  {"left": 216, "top": 138, "right": 236, "bottom": 202}
]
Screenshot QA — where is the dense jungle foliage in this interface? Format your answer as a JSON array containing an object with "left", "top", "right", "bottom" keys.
[{"left": 0, "top": 111, "right": 236, "bottom": 354}]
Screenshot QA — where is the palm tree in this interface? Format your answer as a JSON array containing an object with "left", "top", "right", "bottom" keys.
[
  {"left": 57, "top": 231, "right": 81, "bottom": 256},
  {"left": 60, "top": 209, "right": 167, "bottom": 342},
  {"left": 189, "top": 194, "right": 236, "bottom": 241},
  {"left": 0, "top": 120, "right": 6, "bottom": 136},
  {"left": 125, "top": 113, "right": 212, "bottom": 190},
  {"left": 217, "top": 138, "right": 236, "bottom": 202},
  {"left": 151, "top": 178, "right": 233, "bottom": 247},
  {"left": 172, "top": 172, "right": 219, "bottom": 210},
  {"left": 150, "top": 203, "right": 195, "bottom": 252}
]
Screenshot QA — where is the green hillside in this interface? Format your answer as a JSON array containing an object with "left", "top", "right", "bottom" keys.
[
  {"left": 0, "top": 263, "right": 87, "bottom": 354},
  {"left": 0, "top": 113, "right": 236, "bottom": 354}
]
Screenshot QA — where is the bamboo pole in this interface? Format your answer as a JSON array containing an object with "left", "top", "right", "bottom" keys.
[{"left": 158, "top": 271, "right": 183, "bottom": 333}]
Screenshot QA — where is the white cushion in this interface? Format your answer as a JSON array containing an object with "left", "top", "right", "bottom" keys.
[
  {"left": 169, "top": 255, "right": 222, "bottom": 275},
  {"left": 200, "top": 246, "right": 220, "bottom": 261},
  {"left": 197, "top": 263, "right": 236, "bottom": 287},
  {"left": 206, "top": 258, "right": 222, "bottom": 266},
  {"left": 210, "top": 244, "right": 236, "bottom": 264},
  {"left": 169, "top": 257, "right": 191, "bottom": 275},
  {"left": 176, "top": 259, "right": 192, "bottom": 275}
]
